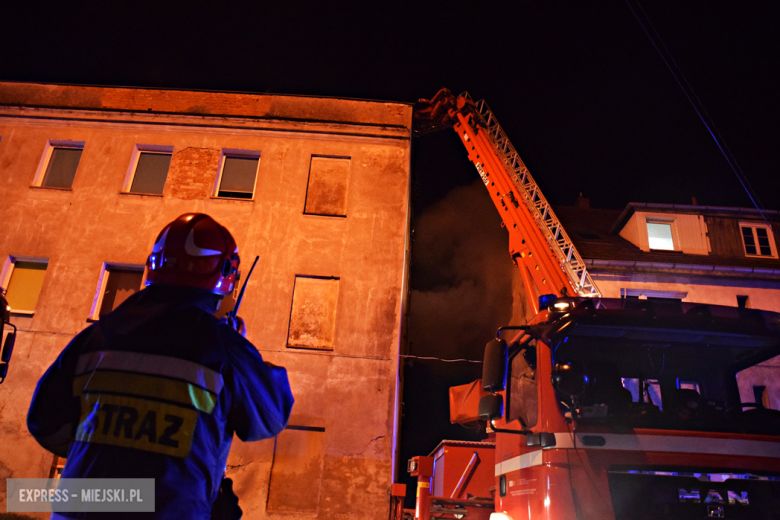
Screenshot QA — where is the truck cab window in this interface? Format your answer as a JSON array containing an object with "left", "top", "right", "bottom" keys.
[{"left": 508, "top": 345, "right": 537, "bottom": 428}]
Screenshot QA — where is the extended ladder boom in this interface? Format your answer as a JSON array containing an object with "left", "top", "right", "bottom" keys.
[{"left": 416, "top": 89, "right": 600, "bottom": 313}]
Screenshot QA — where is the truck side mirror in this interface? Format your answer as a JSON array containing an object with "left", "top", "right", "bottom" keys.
[
  {"left": 478, "top": 393, "right": 503, "bottom": 421},
  {"left": 482, "top": 339, "right": 507, "bottom": 392},
  {"left": 0, "top": 328, "right": 16, "bottom": 384},
  {"left": 551, "top": 361, "right": 589, "bottom": 397},
  {"left": 2, "top": 331, "right": 16, "bottom": 363}
]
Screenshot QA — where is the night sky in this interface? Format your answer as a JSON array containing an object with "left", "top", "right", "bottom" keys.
[{"left": 3, "top": 0, "right": 779, "bottom": 505}]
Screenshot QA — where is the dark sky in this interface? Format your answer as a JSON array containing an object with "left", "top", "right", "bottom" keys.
[
  {"left": 4, "top": 1, "right": 778, "bottom": 210},
  {"left": 3, "top": 0, "right": 779, "bottom": 505}
]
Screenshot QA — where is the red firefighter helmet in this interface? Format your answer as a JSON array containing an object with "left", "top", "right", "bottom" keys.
[{"left": 145, "top": 213, "right": 240, "bottom": 296}]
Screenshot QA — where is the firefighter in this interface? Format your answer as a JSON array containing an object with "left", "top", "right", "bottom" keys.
[{"left": 27, "top": 213, "right": 294, "bottom": 519}]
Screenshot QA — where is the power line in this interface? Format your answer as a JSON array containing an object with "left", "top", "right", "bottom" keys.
[
  {"left": 400, "top": 355, "right": 482, "bottom": 364},
  {"left": 624, "top": 0, "right": 771, "bottom": 227}
]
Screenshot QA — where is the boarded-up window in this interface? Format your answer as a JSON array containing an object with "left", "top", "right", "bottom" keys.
[
  {"left": 304, "top": 156, "right": 350, "bottom": 217},
  {"left": 130, "top": 152, "right": 172, "bottom": 194},
  {"left": 97, "top": 268, "right": 144, "bottom": 317},
  {"left": 287, "top": 276, "right": 339, "bottom": 350},
  {"left": 217, "top": 156, "right": 259, "bottom": 199},
  {"left": 267, "top": 427, "right": 325, "bottom": 513},
  {"left": 5, "top": 260, "right": 48, "bottom": 313},
  {"left": 42, "top": 148, "right": 83, "bottom": 189}
]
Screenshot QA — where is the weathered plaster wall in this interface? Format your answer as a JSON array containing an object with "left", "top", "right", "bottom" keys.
[
  {"left": 0, "top": 83, "right": 413, "bottom": 519},
  {"left": 591, "top": 273, "right": 780, "bottom": 312}
]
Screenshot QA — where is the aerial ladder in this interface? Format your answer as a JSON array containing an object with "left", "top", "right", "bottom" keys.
[{"left": 415, "top": 88, "right": 600, "bottom": 315}]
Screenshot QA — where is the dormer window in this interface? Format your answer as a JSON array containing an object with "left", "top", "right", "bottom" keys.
[
  {"left": 646, "top": 220, "right": 675, "bottom": 251},
  {"left": 740, "top": 223, "right": 777, "bottom": 258}
]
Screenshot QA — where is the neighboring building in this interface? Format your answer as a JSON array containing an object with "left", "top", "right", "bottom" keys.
[
  {"left": 556, "top": 198, "right": 780, "bottom": 410},
  {"left": 0, "top": 82, "right": 413, "bottom": 519}
]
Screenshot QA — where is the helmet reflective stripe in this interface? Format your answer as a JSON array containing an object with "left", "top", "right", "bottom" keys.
[
  {"left": 152, "top": 227, "right": 170, "bottom": 254},
  {"left": 185, "top": 229, "right": 222, "bottom": 257}
]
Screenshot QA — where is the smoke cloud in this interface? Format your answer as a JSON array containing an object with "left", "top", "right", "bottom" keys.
[{"left": 408, "top": 180, "right": 529, "bottom": 363}]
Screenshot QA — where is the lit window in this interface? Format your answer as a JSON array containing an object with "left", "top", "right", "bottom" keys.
[
  {"left": 215, "top": 152, "right": 260, "bottom": 199},
  {"left": 3, "top": 259, "right": 48, "bottom": 314},
  {"left": 126, "top": 146, "right": 173, "bottom": 194},
  {"left": 646, "top": 222, "right": 674, "bottom": 250},
  {"left": 90, "top": 265, "right": 144, "bottom": 319},
  {"left": 38, "top": 143, "right": 84, "bottom": 189},
  {"left": 740, "top": 223, "right": 776, "bottom": 258}
]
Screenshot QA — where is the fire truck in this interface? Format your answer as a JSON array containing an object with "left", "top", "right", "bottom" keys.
[{"left": 394, "top": 90, "right": 780, "bottom": 520}]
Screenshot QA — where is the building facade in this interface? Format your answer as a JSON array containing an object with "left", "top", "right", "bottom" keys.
[
  {"left": 0, "top": 82, "right": 413, "bottom": 519},
  {"left": 557, "top": 199, "right": 780, "bottom": 410}
]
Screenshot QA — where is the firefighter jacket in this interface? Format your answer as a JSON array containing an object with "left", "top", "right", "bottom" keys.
[{"left": 27, "top": 285, "right": 294, "bottom": 519}]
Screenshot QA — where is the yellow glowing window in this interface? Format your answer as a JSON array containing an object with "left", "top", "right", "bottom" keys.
[{"left": 5, "top": 261, "right": 48, "bottom": 313}]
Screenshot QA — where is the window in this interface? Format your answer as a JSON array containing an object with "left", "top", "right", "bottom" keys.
[
  {"left": 286, "top": 276, "right": 339, "bottom": 350},
  {"left": 740, "top": 223, "right": 777, "bottom": 258},
  {"left": 507, "top": 345, "right": 538, "bottom": 428},
  {"left": 621, "top": 288, "right": 688, "bottom": 300},
  {"left": 124, "top": 145, "right": 173, "bottom": 195},
  {"left": 49, "top": 456, "right": 66, "bottom": 479},
  {"left": 89, "top": 265, "right": 144, "bottom": 319},
  {"left": 214, "top": 150, "right": 260, "bottom": 199},
  {"left": 267, "top": 426, "right": 325, "bottom": 513},
  {"left": 2, "top": 258, "right": 48, "bottom": 314},
  {"left": 304, "top": 156, "right": 350, "bottom": 217},
  {"left": 34, "top": 140, "right": 85, "bottom": 189},
  {"left": 646, "top": 221, "right": 675, "bottom": 250}
]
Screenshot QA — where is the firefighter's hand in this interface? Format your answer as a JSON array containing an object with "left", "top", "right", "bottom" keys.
[
  {"left": 235, "top": 317, "right": 246, "bottom": 337},
  {"left": 221, "top": 315, "right": 247, "bottom": 337}
]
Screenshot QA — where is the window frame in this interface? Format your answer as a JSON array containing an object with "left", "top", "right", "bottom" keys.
[
  {"left": 88, "top": 263, "right": 146, "bottom": 320},
  {"left": 738, "top": 221, "right": 778, "bottom": 259},
  {"left": 286, "top": 275, "right": 340, "bottom": 351},
  {"left": 506, "top": 343, "right": 539, "bottom": 429},
  {"left": 303, "top": 154, "right": 351, "bottom": 218},
  {"left": 212, "top": 148, "right": 261, "bottom": 201},
  {"left": 645, "top": 217, "right": 678, "bottom": 251},
  {"left": 122, "top": 144, "right": 174, "bottom": 195},
  {"left": 32, "top": 139, "right": 86, "bottom": 190},
  {"left": 1, "top": 255, "right": 50, "bottom": 315}
]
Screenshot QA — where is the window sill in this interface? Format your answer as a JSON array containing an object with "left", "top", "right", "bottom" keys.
[
  {"left": 120, "top": 191, "right": 163, "bottom": 198},
  {"left": 744, "top": 254, "right": 779, "bottom": 260},
  {"left": 210, "top": 196, "right": 254, "bottom": 202},
  {"left": 648, "top": 249, "right": 683, "bottom": 254},
  {"left": 303, "top": 212, "right": 347, "bottom": 219},
  {"left": 10, "top": 310, "right": 35, "bottom": 316},
  {"left": 86, "top": 317, "right": 100, "bottom": 323},
  {"left": 29, "top": 185, "right": 72, "bottom": 192},
  {"left": 286, "top": 345, "right": 335, "bottom": 352}
]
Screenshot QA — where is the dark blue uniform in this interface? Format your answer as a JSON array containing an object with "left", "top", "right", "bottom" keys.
[{"left": 27, "top": 285, "right": 294, "bottom": 519}]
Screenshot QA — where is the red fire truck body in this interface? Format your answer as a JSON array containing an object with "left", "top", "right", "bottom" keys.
[
  {"left": 404, "top": 90, "right": 780, "bottom": 520},
  {"left": 487, "top": 303, "right": 780, "bottom": 520}
]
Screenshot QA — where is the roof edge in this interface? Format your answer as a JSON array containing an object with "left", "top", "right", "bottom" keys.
[
  {"left": 0, "top": 79, "right": 414, "bottom": 106},
  {"left": 609, "top": 202, "right": 780, "bottom": 234}
]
